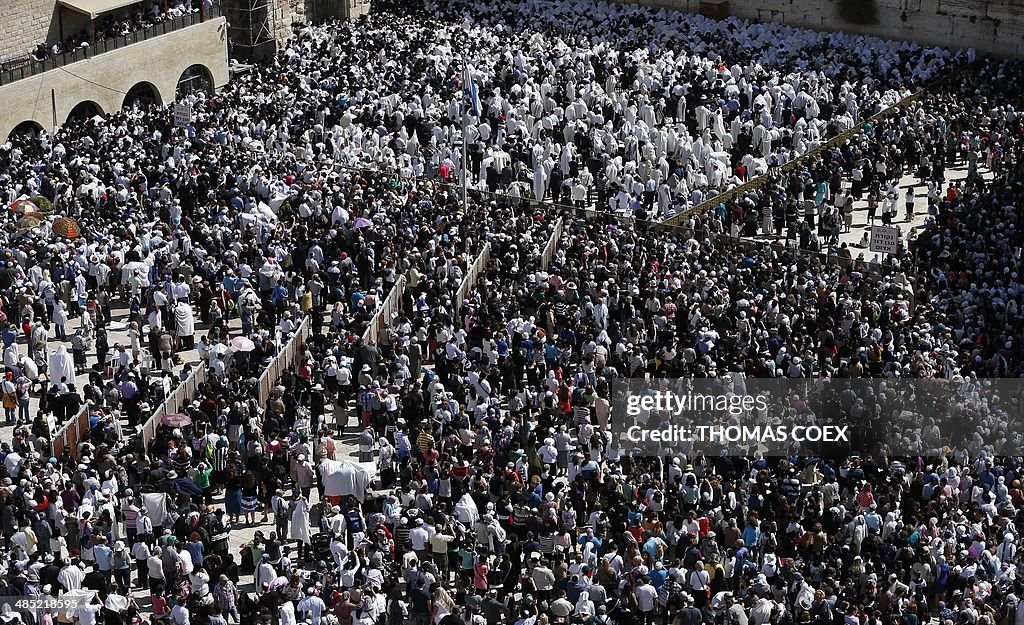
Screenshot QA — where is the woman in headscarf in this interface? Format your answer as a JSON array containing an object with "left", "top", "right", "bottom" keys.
[{"left": 574, "top": 590, "right": 595, "bottom": 618}]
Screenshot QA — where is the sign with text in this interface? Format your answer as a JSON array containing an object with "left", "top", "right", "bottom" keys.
[
  {"left": 173, "top": 103, "right": 192, "bottom": 128},
  {"left": 869, "top": 224, "right": 900, "bottom": 254}
]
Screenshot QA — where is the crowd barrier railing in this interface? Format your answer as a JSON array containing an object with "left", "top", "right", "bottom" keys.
[
  {"left": 49, "top": 404, "right": 89, "bottom": 461},
  {"left": 455, "top": 243, "right": 492, "bottom": 311},
  {"left": 361, "top": 274, "right": 408, "bottom": 346},
  {"left": 257, "top": 317, "right": 311, "bottom": 405},
  {"left": 666, "top": 58, "right": 986, "bottom": 225},
  {"left": 540, "top": 217, "right": 564, "bottom": 271},
  {"left": 140, "top": 363, "right": 210, "bottom": 451}
]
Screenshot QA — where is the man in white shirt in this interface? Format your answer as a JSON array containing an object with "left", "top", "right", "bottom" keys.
[
  {"left": 634, "top": 578, "right": 658, "bottom": 619},
  {"left": 74, "top": 596, "right": 103, "bottom": 625},
  {"left": 409, "top": 519, "right": 430, "bottom": 562},
  {"left": 297, "top": 588, "right": 327, "bottom": 625},
  {"left": 280, "top": 599, "right": 297, "bottom": 625},
  {"left": 171, "top": 600, "right": 190, "bottom": 625},
  {"left": 58, "top": 560, "right": 85, "bottom": 592}
]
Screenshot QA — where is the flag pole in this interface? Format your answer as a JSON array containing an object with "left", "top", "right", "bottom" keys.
[{"left": 462, "top": 98, "right": 469, "bottom": 209}]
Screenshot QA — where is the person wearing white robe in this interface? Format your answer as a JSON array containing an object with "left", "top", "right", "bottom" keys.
[
  {"left": 173, "top": 301, "right": 196, "bottom": 350},
  {"left": 290, "top": 496, "right": 312, "bottom": 558},
  {"left": 49, "top": 346, "right": 75, "bottom": 388}
]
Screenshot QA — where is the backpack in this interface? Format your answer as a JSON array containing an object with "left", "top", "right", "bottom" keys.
[{"left": 346, "top": 510, "right": 364, "bottom": 533}]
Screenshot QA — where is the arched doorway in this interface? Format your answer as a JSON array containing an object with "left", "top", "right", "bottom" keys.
[
  {"left": 8, "top": 120, "right": 44, "bottom": 139},
  {"left": 176, "top": 64, "right": 213, "bottom": 99},
  {"left": 66, "top": 101, "right": 103, "bottom": 124},
  {"left": 123, "top": 82, "right": 161, "bottom": 109}
]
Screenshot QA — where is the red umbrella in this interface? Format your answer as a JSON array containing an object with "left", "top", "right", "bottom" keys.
[
  {"left": 52, "top": 216, "right": 81, "bottom": 240},
  {"left": 10, "top": 198, "right": 38, "bottom": 213}
]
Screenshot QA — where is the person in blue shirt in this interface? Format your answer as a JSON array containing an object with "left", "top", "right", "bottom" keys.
[
  {"left": 642, "top": 533, "right": 667, "bottom": 562},
  {"left": 649, "top": 561, "right": 668, "bottom": 589},
  {"left": 577, "top": 528, "right": 602, "bottom": 552},
  {"left": 93, "top": 536, "right": 114, "bottom": 593},
  {"left": 0, "top": 326, "right": 16, "bottom": 349},
  {"left": 743, "top": 520, "right": 761, "bottom": 549}
]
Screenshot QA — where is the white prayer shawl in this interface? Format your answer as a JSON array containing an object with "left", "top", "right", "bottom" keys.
[
  {"left": 454, "top": 493, "right": 480, "bottom": 525},
  {"left": 290, "top": 498, "right": 312, "bottom": 545},
  {"left": 319, "top": 459, "right": 371, "bottom": 502},
  {"left": 142, "top": 492, "right": 170, "bottom": 527},
  {"left": 49, "top": 346, "right": 75, "bottom": 386},
  {"left": 174, "top": 303, "right": 195, "bottom": 337}
]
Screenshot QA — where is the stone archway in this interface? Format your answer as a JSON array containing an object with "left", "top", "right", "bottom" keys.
[
  {"left": 123, "top": 81, "right": 162, "bottom": 109},
  {"left": 66, "top": 100, "right": 104, "bottom": 124},
  {"left": 175, "top": 64, "right": 214, "bottom": 99},
  {"left": 8, "top": 120, "right": 44, "bottom": 139}
]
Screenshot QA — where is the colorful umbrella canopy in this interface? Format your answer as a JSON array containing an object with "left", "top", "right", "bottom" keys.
[
  {"left": 10, "top": 198, "right": 38, "bottom": 213},
  {"left": 16, "top": 213, "right": 45, "bottom": 230},
  {"left": 51, "top": 216, "right": 81, "bottom": 239},
  {"left": 352, "top": 217, "right": 373, "bottom": 229},
  {"left": 160, "top": 413, "right": 192, "bottom": 428}
]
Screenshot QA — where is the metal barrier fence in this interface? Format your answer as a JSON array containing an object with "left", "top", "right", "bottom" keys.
[
  {"left": 361, "top": 274, "right": 408, "bottom": 346},
  {"left": 141, "top": 363, "right": 209, "bottom": 450},
  {"left": 257, "top": 318, "right": 312, "bottom": 405},
  {"left": 455, "top": 243, "right": 492, "bottom": 311},
  {"left": 570, "top": 206, "right": 907, "bottom": 278},
  {"left": 50, "top": 404, "right": 89, "bottom": 461},
  {"left": 0, "top": 3, "right": 222, "bottom": 86},
  {"left": 664, "top": 58, "right": 986, "bottom": 225},
  {"left": 540, "top": 217, "right": 564, "bottom": 271}
]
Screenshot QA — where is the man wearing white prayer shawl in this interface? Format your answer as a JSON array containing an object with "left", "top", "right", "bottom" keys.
[
  {"left": 290, "top": 495, "right": 313, "bottom": 560},
  {"left": 49, "top": 345, "right": 75, "bottom": 389},
  {"left": 173, "top": 301, "right": 196, "bottom": 350}
]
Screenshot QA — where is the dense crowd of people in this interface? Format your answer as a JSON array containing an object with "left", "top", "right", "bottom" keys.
[{"left": 0, "top": 1, "right": 1021, "bottom": 625}]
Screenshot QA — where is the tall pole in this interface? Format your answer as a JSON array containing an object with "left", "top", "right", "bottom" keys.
[{"left": 462, "top": 63, "right": 469, "bottom": 210}]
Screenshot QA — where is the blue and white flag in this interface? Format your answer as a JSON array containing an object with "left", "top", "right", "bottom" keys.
[{"left": 464, "top": 64, "right": 481, "bottom": 117}]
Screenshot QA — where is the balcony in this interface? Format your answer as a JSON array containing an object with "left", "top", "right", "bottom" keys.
[{"left": 0, "top": 2, "right": 222, "bottom": 87}]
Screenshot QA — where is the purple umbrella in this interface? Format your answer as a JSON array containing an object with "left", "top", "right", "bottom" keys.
[{"left": 352, "top": 217, "right": 373, "bottom": 229}]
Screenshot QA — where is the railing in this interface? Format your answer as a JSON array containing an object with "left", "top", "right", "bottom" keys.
[
  {"left": 540, "top": 217, "right": 564, "bottom": 271},
  {"left": 455, "top": 242, "right": 492, "bottom": 311},
  {"left": 50, "top": 404, "right": 89, "bottom": 461},
  {"left": 257, "top": 318, "right": 311, "bottom": 405},
  {"left": 361, "top": 274, "right": 408, "bottom": 346},
  {"left": 569, "top": 205, "right": 909, "bottom": 278},
  {"left": 141, "top": 362, "right": 209, "bottom": 450},
  {"left": 666, "top": 58, "right": 986, "bottom": 225},
  {"left": 0, "top": 3, "right": 221, "bottom": 86}
]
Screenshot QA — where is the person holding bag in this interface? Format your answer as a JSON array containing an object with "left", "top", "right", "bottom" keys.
[{"left": 687, "top": 561, "right": 710, "bottom": 610}]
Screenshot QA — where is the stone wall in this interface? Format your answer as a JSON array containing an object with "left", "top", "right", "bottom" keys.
[
  {"left": 0, "top": 0, "right": 61, "bottom": 62},
  {"left": 0, "top": 17, "right": 229, "bottom": 139},
  {"left": 623, "top": 0, "right": 1024, "bottom": 58}
]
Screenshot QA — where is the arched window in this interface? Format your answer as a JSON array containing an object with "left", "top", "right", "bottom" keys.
[
  {"left": 176, "top": 64, "right": 213, "bottom": 99},
  {"left": 123, "top": 82, "right": 162, "bottom": 109},
  {"left": 66, "top": 101, "right": 104, "bottom": 124}
]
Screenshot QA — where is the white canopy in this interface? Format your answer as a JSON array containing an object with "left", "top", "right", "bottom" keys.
[{"left": 59, "top": 0, "right": 141, "bottom": 18}]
